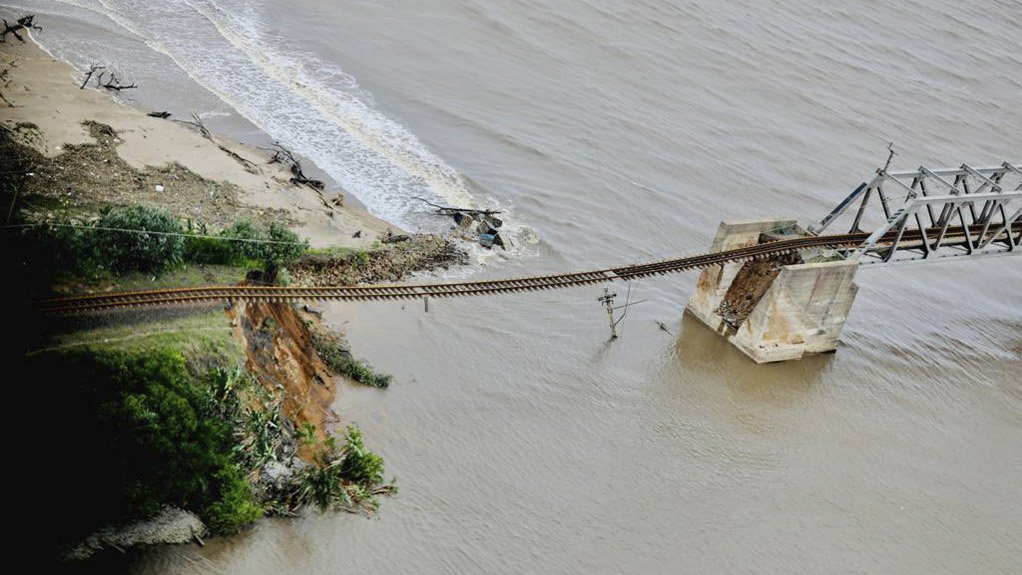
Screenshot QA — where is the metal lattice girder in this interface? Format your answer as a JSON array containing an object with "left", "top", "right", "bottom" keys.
[{"left": 808, "top": 162, "right": 1022, "bottom": 266}]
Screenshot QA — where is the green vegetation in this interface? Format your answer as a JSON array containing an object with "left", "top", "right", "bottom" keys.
[
  {"left": 34, "top": 340, "right": 394, "bottom": 552},
  {"left": 31, "top": 310, "right": 394, "bottom": 554},
  {"left": 32, "top": 347, "right": 261, "bottom": 547},
  {"left": 185, "top": 219, "right": 308, "bottom": 269},
  {"left": 332, "top": 356, "right": 393, "bottom": 388},
  {"left": 2, "top": 204, "right": 309, "bottom": 295},
  {"left": 306, "top": 245, "right": 358, "bottom": 258},
  {"left": 96, "top": 205, "right": 186, "bottom": 273},
  {"left": 38, "top": 310, "right": 241, "bottom": 370},
  {"left": 290, "top": 425, "right": 396, "bottom": 513},
  {"left": 312, "top": 330, "right": 392, "bottom": 388}
]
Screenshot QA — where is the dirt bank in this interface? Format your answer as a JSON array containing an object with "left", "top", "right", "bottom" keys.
[
  {"left": 290, "top": 235, "right": 469, "bottom": 286},
  {"left": 228, "top": 298, "right": 339, "bottom": 462}
]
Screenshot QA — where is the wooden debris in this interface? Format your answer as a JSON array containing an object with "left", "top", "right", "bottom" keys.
[
  {"left": 80, "top": 64, "right": 105, "bottom": 89},
  {"left": 265, "top": 142, "right": 325, "bottom": 190},
  {"left": 1, "top": 15, "right": 41, "bottom": 43},
  {"left": 412, "top": 196, "right": 507, "bottom": 250},
  {"left": 176, "top": 112, "right": 258, "bottom": 172},
  {"left": 97, "top": 71, "right": 138, "bottom": 91}
]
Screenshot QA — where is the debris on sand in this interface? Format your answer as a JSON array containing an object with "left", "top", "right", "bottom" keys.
[{"left": 413, "top": 196, "right": 508, "bottom": 250}]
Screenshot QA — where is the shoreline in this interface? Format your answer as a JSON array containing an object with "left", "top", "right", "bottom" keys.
[
  {"left": 3, "top": 27, "right": 466, "bottom": 562},
  {"left": 1, "top": 35, "right": 399, "bottom": 249}
]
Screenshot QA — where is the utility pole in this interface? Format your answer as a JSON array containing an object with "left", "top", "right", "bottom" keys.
[{"left": 598, "top": 288, "right": 617, "bottom": 339}]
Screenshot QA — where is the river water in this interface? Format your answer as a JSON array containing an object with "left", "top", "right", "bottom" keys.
[{"left": 5, "top": 0, "right": 1021, "bottom": 573}]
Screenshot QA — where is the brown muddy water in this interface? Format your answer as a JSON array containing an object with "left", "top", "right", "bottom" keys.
[{"left": 5, "top": 0, "right": 1020, "bottom": 572}]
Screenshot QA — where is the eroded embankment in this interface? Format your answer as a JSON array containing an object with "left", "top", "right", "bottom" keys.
[{"left": 228, "top": 298, "right": 338, "bottom": 461}]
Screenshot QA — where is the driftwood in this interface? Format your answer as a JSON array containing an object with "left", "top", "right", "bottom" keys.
[
  {"left": 147, "top": 111, "right": 171, "bottom": 119},
  {"left": 412, "top": 197, "right": 508, "bottom": 249},
  {"left": 0, "top": 68, "right": 10, "bottom": 107},
  {"left": 1, "top": 15, "right": 41, "bottom": 43},
  {"left": 96, "top": 71, "right": 137, "bottom": 91},
  {"left": 265, "top": 142, "right": 325, "bottom": 190},
  {"left": 412, "top": 196, "right": 502, "bottom": 220},
  {"left": 80, "top": 64, "right": 104, "bottom": 89},
  {"left": 174, "top": 112, "right": 258, "bottom": 172},
  {"left": 382, "top": 232, "right": 410, "bottom": 244},
  {"left": 655, "top": 320, "right": 673, "bottom": 335}
]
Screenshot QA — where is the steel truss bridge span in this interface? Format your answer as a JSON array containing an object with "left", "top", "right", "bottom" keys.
[{"left": 35, "top": 223, "right": 1019, "bottom": 314}]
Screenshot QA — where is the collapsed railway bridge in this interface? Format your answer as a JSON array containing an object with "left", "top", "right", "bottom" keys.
[{"left": 36, "top": 162, "right": 1021, "bottom": 362}]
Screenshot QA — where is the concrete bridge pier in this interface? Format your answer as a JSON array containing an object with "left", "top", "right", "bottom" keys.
[{"left": 685, "top": 219, "right": 860, "bottom": 363}]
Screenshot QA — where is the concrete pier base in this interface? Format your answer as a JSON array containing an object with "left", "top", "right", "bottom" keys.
[{"left": 685, "top": 219, "right": 860, "bottom": 363}]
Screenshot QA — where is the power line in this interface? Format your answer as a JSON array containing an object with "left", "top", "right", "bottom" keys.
[{"left": 0, "top": 221, "right": 307, "bottom": 246}]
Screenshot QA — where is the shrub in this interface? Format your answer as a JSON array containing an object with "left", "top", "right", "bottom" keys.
[
  {"left": 184, "top": 235, "right": 237, "bottom": 265},
  {"left": 33, "top": 347, "right": 263, "bottom": 547},
  {"left": 338, "top": 425, "right": 385, "bottom": 485},
  {"left": 263, "top": 222, "right": 308, "bottom": 266},
  {"left": 219, "top": 219, "right": 265, "bottom": 262},
  {"left": 313, "top": 335, "right": 392, "bottom": 388},
  {"left": 335, "top": 356, "right": 392, "bottom": 388},
  {"left": 4, "top": 219, "right": 97, "bottom": 291},
  {"left": 95, "top": 205, "right": 185, "bottom": 272},
  {"left": 187, "top": 219, "right": 308, "bottom": 269},
  {"left": 292, "top": 425, "right": 390, "bottom": 512},
  {"left": 203, "top": 464, "right": 263, "bottom": 534}
]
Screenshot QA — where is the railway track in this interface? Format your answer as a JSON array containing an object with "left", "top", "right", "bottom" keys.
[{"left": 35, "top": 224, "right": 1019, "bottom": 314}]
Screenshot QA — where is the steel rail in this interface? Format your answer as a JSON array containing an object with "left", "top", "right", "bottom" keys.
[{"left": 35, "top": 223, "right": 1019, "bottom": 314}]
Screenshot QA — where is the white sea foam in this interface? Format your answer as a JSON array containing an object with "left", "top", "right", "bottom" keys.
[{"left": 30, "top": 0, "right": 486, "bottom": 231}]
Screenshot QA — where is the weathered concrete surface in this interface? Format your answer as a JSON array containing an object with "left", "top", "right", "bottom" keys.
[
  {"left": 686, "top": 219, "right": 797, "bottom": 333},
  {"left": 685, "top": 219, "right": 860, "bottom": 363},
  {"left": 730, "top": 260, "right": 859, "bottom": 362}
]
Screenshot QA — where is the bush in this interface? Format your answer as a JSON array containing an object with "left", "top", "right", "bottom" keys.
[
  {"left": 338, "top": 425, "right": 385, "bottom": 485},
  {"left": 335, "top": 356, "right": 392, "bottom": 388},
  {"left": 184, "top": 235, "right": 237, "bottom": 265},
  {"left": 313, "top": 335, "right": 392, "bottom": 388},
  {"left": 203, "top": 464, "right": 263, "bottom": 534},
  {"left": 293, "top": 425, "right": 390, "bottom": 512},
  {"left": 33, "top": 347, "right": 263, "bottom": 548},
  {"left": 219, "top": 220, "right": 265, "bottom": 262},
  {"left": 96, "top": 205, "right": 185, "bottom": 273},
  {"left": 3, "top": 219, "right": 96, "bottom": 292},
  {"left": 186, "top": 219, "right": 308, "bottom": 269},
  {"left": 263, "top": 222, "right": 308, "bottom": 266}
]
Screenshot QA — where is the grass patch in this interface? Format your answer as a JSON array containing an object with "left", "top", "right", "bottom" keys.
[
  {"left": 34, "top": 311, "right": 243, "bottom": 375},
  {"left": 305, "top": 246, "right": 361, "bottom": 258},
  {"left": 311, "top": 329, "right": 392, "bottom": 388},
  {"left": 52, "top": 263, "right": 250, "bottom": 295}
]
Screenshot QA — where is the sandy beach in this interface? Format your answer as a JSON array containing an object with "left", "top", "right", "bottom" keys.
[{"left": 1, "top": 36, "right": 393, "bottom": 248}]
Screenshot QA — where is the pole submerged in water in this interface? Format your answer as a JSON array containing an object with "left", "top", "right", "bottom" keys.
[{"left": 598, "top": 288, "right": 617, "bottom": 339}]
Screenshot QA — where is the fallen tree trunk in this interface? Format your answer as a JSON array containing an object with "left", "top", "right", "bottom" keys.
[
  {"left": 174, "top": 112, "right": 258, "bottom": 172},
  {"left": 97, "top": 71, "right": 138, "bottom": 91},
  {"left": 266, "top": 142, "right": 325, "bottom": 190},
  {"left": 1, "top": 15, "right": 41, "bottom": 43},
  {"left": 80, "top": 64, "right": 105, "bottom": 89}
]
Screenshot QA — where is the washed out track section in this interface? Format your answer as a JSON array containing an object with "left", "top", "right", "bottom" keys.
[{"left": 34, "top": 225, "right": 1018, "bottom": 314}]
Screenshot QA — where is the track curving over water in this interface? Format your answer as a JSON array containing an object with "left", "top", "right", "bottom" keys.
[{"left": 35, "top": 224, "right": 1019, "bottom": 314}]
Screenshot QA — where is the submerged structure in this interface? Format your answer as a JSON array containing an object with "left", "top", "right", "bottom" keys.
[{"left": 686, "top": 162, "right": 1021, "bottom": 362}]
